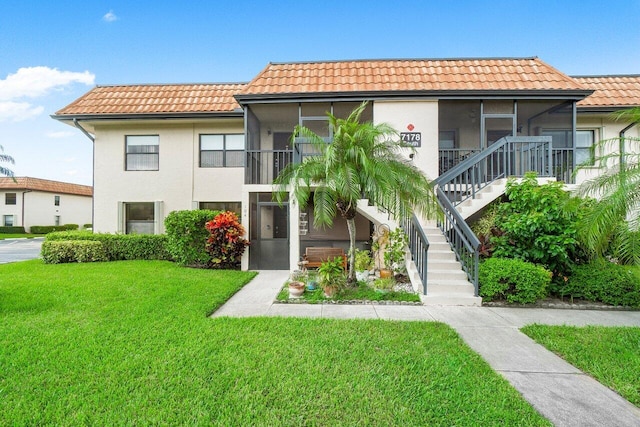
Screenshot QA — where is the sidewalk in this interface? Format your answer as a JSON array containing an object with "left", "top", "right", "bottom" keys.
[{"left": 213, "top": 271, "right": 640, "bottom": 427}]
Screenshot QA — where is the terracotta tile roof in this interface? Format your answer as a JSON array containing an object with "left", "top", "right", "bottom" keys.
[
  {"left": 54, "top": 83, "right": 246, "bottom": 117},
  {"left": 0, "top": 177, "right": 92, "bottom": 197},
  {"left": 239, "top": 57, "right": 588, "bottom": 97},
  {"left": 574, "top": 75, "right": 640, "bottom": 108}
]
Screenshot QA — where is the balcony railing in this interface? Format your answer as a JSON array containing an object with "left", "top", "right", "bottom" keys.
[
  {"left": 245, "top": 149, "right": 292, "bottom": 185},
  {"left": 439, "top": 149, "right": 481, "bottom": 175}
]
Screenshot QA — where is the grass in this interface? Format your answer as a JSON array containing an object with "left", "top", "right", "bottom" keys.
[
  {"left": 522, "top": 325, "right": 640, "bottom": 406},
  {"left": 0, "top": 233, "right": 44, "bottom": 239},
  {"left": 276, "top": 281, "right": 422, "bottom": 303},
  {"left": 0, "top": 260, "right": 550, "bottom": 425}
]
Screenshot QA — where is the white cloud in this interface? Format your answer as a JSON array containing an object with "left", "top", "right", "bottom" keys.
[
  {"left": 46, "top": 131, "right": 75, "bottom": 139},
  {"left": 62, "top": 157, "right": 77, "bottom": 163},
  {"left": 0, "top": 101, "right": 44, "bottom": 122},
  {"left": 0, "top": 66, "right": 95, "bottom": 101},
  {"left": 65, "top": 170, "right": 78, "bottom": 176},
  {"left": 103, "top": 10, "right": 118, "bottom": 22},
  {"left": 0, "top": 66, "right": 95, "bottom": 121}
]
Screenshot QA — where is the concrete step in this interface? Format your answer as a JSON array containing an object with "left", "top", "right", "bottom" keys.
[
  {"left": 421, "top": 294, "right": 482, "bottom": 306},
  {"left": 428, "top": 260, "right": 464, "bottom": 270},
  {"left": 428, "top": 250, "right": 457, "bottom": 261},
  {"left": 427, "top": 280, "right": 476, "bottom": 295},
  {"left": 428, "top": 269, "right": 468, "bottom": 281}
]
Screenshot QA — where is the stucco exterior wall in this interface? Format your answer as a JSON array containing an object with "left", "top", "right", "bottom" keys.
[
  {"left": 93, "top": 119, "right": 244, "bottom": 233},
  {"left": 575, "top": 113, "right": 640, "bottom": 184},
  {"left": 373, "top": 100, "right": 440, "bottom": 180}
]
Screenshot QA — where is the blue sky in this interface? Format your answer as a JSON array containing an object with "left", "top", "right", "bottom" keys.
[{"left": 1, "top": 0, "right": 639, "bottom": 185}]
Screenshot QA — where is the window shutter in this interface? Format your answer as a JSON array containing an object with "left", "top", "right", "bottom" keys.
[
  {"left": 117, "top": 202, "right": 124, "bottom": 233},
  {"left": 154, "top": 201, "right": 163, "bottom": 234}
]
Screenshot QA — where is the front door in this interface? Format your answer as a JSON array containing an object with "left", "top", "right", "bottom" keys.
[
  {"left": 483, "top": 116, "right": 515, "bottom": 180},
  {"left": 249, "top": 201, "right": 290, "bottom": 270}
]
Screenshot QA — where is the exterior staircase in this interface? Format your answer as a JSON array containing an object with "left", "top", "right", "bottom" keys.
[
  {"left": 357, "top": 200, "right": 481, "bottom": 306},
  {"left": 418, "top": 222, "right": 481, "bottom": 306}
]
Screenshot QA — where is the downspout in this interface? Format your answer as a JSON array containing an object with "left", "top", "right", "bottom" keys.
[
  {"left": 21, "top": 189, "right": 32, "bottom": 230},
  {"left": 618, "top": 120, "right": 639, "bottom": 169},
  {"left": 73, "top": 119, "right": 96, "bottom": 230}
]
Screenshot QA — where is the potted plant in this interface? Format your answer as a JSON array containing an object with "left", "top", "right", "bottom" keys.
[
  {"left": 288, "top": 270, "right": 306, "bottom": 298},
  {"left": 354, "top": 249, "right": 373, "bottom": 282},
  {"left": 317, "top": 257, "right": 346, "bottom": 298},
  {"left": 385, "top": 228, "right": 408, "bottom": 276}
]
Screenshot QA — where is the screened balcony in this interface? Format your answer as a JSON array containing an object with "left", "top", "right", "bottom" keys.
[{"left": 438, "top": 100, "right": 578, "bottom": 183}]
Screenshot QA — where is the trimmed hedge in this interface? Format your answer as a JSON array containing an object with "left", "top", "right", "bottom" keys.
[
  {"left": 82, "top": 224, "right": 93, "bottom": 229},
  {"left": 479, "top": 257, "right": 551, "bottom": 304},
  {"left": 30, "top": 224, "right": 79, "bottom": 234},
  {"left": 0, "top": 226, "right": 26, "bottom": 234},
  {"left": 561, "top": 261, "right": 640, "bottom": 307},
  {"left": 164, "top": 209, "right": 220, "bottom": 267},
  {"left": 45, "top": 231, "right": 171, "bottom": 261},
  {"left": 41, "top": 240, "right": 108, "bottom": 264}
]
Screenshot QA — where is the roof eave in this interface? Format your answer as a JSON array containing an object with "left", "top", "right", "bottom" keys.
[
  {"left": 235, "top": 89, "right": 594, "bottom": 104},
  {"left": 51, "top": 111, "right": 244, "bottom": 121}
]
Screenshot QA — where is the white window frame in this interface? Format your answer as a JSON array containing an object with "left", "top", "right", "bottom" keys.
[
  {"left": 126, "top": 135, "right": 159, "bottom": 171},
  {"left": 199, "top": 134, "right": 244, "bottom": 168}
]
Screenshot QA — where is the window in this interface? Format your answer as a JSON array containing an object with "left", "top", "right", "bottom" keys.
[
  {"left": 3, "top": 215, "right": 13, "bottom": 226},
  {"left": 54, "top": 215, "right": 60, "bottom": 226},
  {"left": 541, "top": 130, "right": 572, "bottom": 148},
  {"left": 200, "top": 134, "right": 244, "bottom": 167},
  {"left": 125, "top": 202, "right": 155, "bottom": 234},
  {"left": 54, "top": 195, "right": 60, "bottom": 206},
  {"left": 126, "top": 135, "right": 159, "bottom": 171},
  {"left": 438, "top": 130, "right": 456, "bottom": 149},
  {"left": 576, "top": 130, "right": 595, "bottom": 166},
  {"left": 199, "top": 201, "right": 241, "bottom": 217},
  {"left": 5, "top": 193, "right": 16, "bottom": 205}
]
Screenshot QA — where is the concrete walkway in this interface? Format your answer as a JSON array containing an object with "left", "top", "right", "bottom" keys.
[{"left": 213, "top": 271, "right": 640, "bottom": 427}]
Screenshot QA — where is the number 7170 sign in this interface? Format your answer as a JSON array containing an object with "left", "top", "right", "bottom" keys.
[{"left": 400, "top": 132, "right": 421, "bottom": 147}]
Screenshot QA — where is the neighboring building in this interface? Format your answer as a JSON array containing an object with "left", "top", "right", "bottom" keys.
[
  {"left": 0, "top": 177, "right": 93, "bottom": 232},
  {"left": 52, "top": 57, "right": 639, "bottom": 280},
  {"left": 573, "top": 75, "right": 640, "bottom": 183}
]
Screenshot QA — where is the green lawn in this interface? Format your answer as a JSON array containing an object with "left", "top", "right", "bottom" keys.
[
  {"left": 0, "top": 233, "right": 44, "bottom": 239},
  {"left": 522, "top": 325, "right": 640, "bottom": 406},
  {"left": 0, "top": 260, "right": 549, "bottom": 425}
]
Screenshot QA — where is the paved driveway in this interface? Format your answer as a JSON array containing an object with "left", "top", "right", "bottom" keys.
[{"left": 0, "top": 238, "right": 44, "bottom": 264}]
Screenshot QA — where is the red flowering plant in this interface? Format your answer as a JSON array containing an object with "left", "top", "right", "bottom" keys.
[{"left": 205, "top": 211, "right": 250, "bottom": 269}]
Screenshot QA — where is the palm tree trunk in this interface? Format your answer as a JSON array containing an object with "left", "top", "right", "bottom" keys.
[{"left": 346, "top": 217, "right": 357, "bottom": 284}]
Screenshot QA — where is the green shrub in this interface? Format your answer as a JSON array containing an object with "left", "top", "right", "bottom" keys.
[
  {"left": 164, "top": 209, "right": 219, "bottom": 267},
  {"left": 82, "top": 223, "right": 93, "bottom": 229},
  {"left": 491, "top": 172, "right": 589, "bottom": 278},
  {"left": 30, "top": 224, "right": 79, "bottom": 234},
  {"left": 0, "top": 226, "right": 25, "bottom": 234},
  {"left": 41, "top": 240, "right": 108, "bottom": 264},
  {"left": 561, "top": 261, "right": 640, "bottom": 307},
  {"left": 479, "top": 257, "right": 551, "bottom": 304},
  {"left": 45, "top": 231, "right": 171, "bottom": 261}
]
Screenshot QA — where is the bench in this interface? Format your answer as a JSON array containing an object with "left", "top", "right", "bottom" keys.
[{"left": 303, "top": 247, "right": 347, "bottom": 270}]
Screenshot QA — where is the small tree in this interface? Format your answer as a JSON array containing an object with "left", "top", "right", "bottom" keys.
[
  {"left": 274, "top": 101, "right": 437, "bottom": 284},
  {"left": 576, "top": 107, "right": 640, "bottom": 265},
  {"left": 205, "top": 211, "right": 249, "bottom": 269},
  {"left": 491, "top": 172, "right": 588, "bottom": 279}
]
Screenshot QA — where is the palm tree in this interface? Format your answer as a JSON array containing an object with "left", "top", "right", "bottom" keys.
[
  {"left": 0, "top": 145, "right": 15, "bottom": 177},
  {"left": 576, "top": 107, "right": 640, "bottom": 265},
  {"left": 274, "top": 101, "right": 437, "bottom": 283}
]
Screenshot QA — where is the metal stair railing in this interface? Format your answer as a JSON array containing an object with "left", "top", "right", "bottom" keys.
[
  {"left": 402, "top": 214, "right": 429, "bottom": 295},
  {"left": 432, "top": 136, "right": 553, "bottom": 294},
  {"left": 434, "top": 136, "right": 553, "bottom": 207}
]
